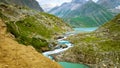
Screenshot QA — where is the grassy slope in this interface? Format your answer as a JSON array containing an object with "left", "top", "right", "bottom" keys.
[
  {"left": 56, "top": 14, "right": 120, "bottom": 67},
  {"left": 66, "top": 12, "right": 113, "bottom": 27},
  {"left": 0, "top": 19, "right": 62, "bottom": 68},
  {"left": 0, "top": 3, "right": 71, "bottom": 52}
]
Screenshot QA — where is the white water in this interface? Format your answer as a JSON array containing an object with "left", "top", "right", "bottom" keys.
[
  {"left": 42, "top": 27, "right": 98, "bottom": 59},
  {"left": 43, "top": 35, "right": 73, "bottom": 58}
]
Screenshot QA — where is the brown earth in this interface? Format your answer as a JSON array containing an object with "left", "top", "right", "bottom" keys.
[{"left": 0, "top": 19, "right": 62, "bottom": 68}]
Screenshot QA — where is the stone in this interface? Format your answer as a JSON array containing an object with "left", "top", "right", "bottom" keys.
[{"left": 60, "top": 45, "right": 68, "bottom": 49}]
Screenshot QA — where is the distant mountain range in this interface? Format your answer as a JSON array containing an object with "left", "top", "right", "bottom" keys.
[{"left": 49, "top": 0, "right": 120, "bottom": 27}]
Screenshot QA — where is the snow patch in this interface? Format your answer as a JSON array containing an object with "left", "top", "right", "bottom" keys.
[
  {"left": 115, "top": 5, "right": 120, "bottom": 9},
  {"left": 71, "top": 4, "right": 80, "bottom": 10}
]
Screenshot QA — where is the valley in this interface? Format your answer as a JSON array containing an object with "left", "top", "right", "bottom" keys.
[
  {"left": 43, "top": 27, "right": 97, "bottom": 68},
  {"left": 54, "top": 14, "right": 120, "bottom": 68},
  {"left": 0, "top": 0, "right": 120, "bottom": 68}
]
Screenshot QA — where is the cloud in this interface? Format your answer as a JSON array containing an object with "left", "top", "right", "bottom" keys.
[
  {"left": 36, "top": 0, "right": 72, "bottom": 11},
  {"left": 116, "top": 5, "right": 120, "bottom": 9},
  {"left": 36, "top": 0, "right": 72, "bottom": 6},
  {"left": 93, "top": 0, "right": 98, "bottom": 2}
]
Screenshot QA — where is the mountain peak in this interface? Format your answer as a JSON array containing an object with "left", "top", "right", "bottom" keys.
[{"left": 72, "top": 0, "right": 87, "bottom": 3}]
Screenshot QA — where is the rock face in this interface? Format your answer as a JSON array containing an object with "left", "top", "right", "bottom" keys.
[
  {"left": 0, "top": 0, "right": 43, "bottom": 11},
  {"left": 0, "top": 19, "right": 62, "bottom": 68},
  {"left": 55, "top": 14, "right": 120, "bottom": 68},
  {"left": 49, "top": 0, "right": 114, "bottom": 27}
]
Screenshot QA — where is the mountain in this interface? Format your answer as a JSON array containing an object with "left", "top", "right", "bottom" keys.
[
  {"left": 55, "top": 14, "right": 120, "bottom": 67},
  {"left": 72, "top": 0, "right": 87, "bottom": 4},
  {"left": 49, "top": 0, "right": 87, "bottom": 18},
  {"left": 0, "top": 0, "right": 43, "bottom": 11},
  {"left": 0, "top": 3, "right": 71, "bottom": 52},
  {"left": 97, "top": 0, "right": 120, "bottom": 14},
  {"left": 97, "top": 0, "right": 120, "bottom": 9},
  {"left": 0, "top": 19, "right": 62, "bottom": 68},
  {"left": 49, "top": 0, "right": 114, "bottom": 27}
]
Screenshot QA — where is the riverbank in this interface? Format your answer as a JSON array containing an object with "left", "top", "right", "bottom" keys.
[{"left": 42, "top": 27, "right": 98, "bottom": 68}]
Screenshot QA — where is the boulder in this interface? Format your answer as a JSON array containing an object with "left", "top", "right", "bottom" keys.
[{"left": 60, "top": 45, "right": 68, "bottom": 49}]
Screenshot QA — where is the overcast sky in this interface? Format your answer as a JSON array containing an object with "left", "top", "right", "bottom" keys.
[{"left": 36, "top": 0, "right": 98, "bottom": 11}]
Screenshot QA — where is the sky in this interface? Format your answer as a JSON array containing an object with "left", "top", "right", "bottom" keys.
[{"left": 36, "top": 0, "right": 98, "bottom": 11}]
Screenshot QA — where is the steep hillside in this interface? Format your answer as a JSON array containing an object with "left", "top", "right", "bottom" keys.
[
  {"left": 55, "top": 14, "right": 120, "bottom": 67},
  {"left": 0, "top": 0, "right": 43, "bottom": 11},
  {"left": 0, "top": 19, "right": 62, "bottom": 68},
  {"left": 0, "top": 3, "right": 71, "bottom": 52},
  {"left": 49, "top": 0, "right": 114, "bottom": 27}
]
